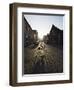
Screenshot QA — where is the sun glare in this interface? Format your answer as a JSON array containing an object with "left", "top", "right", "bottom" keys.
[
  {"left": 37, "top": 25, "right": 52, "bottom": 40},
  {"left": 38, "top": 32, "right": 44, "bottom": 40}
]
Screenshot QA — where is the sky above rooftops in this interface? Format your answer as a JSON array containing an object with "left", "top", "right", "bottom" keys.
[{"left": 24, "top": 14, "right": 64, "bottom": 39}]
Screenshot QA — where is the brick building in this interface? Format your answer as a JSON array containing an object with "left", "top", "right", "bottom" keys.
[
  {"left": 43, "top": 25, "right": 63, "bottom": 48},
  {"left": 24, "top": 17, "right": 38, "bottom": 47}
]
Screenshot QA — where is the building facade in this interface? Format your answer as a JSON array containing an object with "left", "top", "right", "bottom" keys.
[{"left": 24, "top": 17, "right": 38, "bottom": 47}]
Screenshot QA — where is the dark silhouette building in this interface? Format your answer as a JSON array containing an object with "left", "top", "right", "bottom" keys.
[
  {"left": 24, "top": 17, "right": 38, "bottom": 47},
  {"left": 43, "top": 25, "right": 63, "bottom": 48}
]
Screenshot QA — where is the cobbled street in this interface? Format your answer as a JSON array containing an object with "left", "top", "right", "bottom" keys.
[{"left": 24, "top": 41, "right": 63, "bottom": 74}]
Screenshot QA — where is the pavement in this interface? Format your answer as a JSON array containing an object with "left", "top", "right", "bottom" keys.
[{"left": 24, "top": 41, "right": 63, "bottom": 74}]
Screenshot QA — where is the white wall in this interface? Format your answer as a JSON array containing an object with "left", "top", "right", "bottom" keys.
[{"left": 0, "top": 0, "right": 74, "bottom": 90}]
